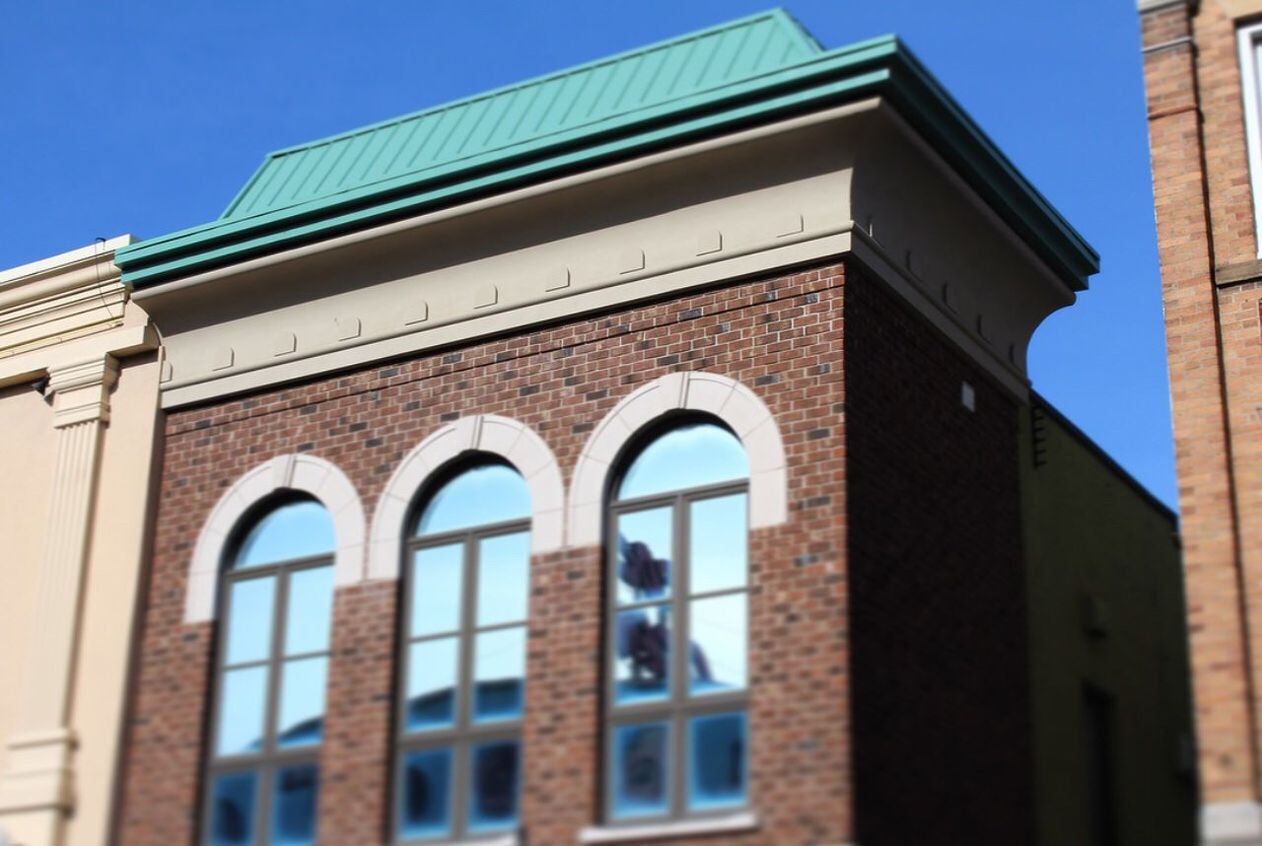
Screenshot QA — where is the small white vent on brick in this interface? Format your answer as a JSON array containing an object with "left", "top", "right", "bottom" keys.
[{"left": 961, "top": 381, "right": 976, "bottom": 412}]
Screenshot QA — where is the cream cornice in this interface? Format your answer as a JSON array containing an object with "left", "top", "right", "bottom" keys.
[{"left": 0, "top": 236, "right": 139, "bottom": 363}]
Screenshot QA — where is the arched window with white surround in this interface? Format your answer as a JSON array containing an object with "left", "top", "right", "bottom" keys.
[
  {"left": 604, "top": 418, "right": 751, "bottom": 824},
  {"left": 204, "top": 497, "right": 336, "bottom": 846},
  {"left": 396, "top": 460, "right": 531, "bottom": 842}
]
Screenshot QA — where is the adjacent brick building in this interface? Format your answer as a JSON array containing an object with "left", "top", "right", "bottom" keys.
[
  {"left": 1139, "top": 0, "right": 1262, "bottom": 841},
  {"left": 104, "top": 11, "right": 1192, "bottom": 846}
]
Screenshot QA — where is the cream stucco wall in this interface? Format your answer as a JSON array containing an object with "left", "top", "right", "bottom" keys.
[
  {"left": 65, "top": 355, "right": 160, "bottom": 846},
  {"left": 0, "top": 385, "right": 56, "bottom": 786},
  {"left": 0, "top": 239, "right": 161, "bottom": 846}
]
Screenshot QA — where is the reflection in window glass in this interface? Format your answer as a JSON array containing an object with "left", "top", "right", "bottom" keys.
[
  {"left": 611, "top": 722, "right": 669, "bottom": 820},
  {"left": 607, "top": 419, "right": 751, "bottom": 822},
  {"left": 410, "top": 543, "right": 464, "bottom": 637},
  {"left": 616, "top": 507, "right": 672, "bottom": 604},
  {"left": 416, "top": 463, "right": 530, "bottom": 536},
  {"left": 688, "top": 712, "right": 747, "bottom": 810},
  {"left": 270, "top": 764, "right": 319, "bottom": 846},
  {"left": 476, "top": 532, "right": 530, "bottom": 626},
  {"left": 217, "top": 666, "right": 268, "bottom": 756},
  {"left": 399, "top": 461, "right": 531, "bottom": 841},
  {"left": 234, "top": 500, "right": 335, "bottom": 568},
  {"left": 406, "top": 637, "right": 459, "bottom": 731},
  {"left": 284, "top": 566, "right": 333, "bottom": 655},
  {"left": 473, "top": 627, "right": 526, "bottom": 722},
  {"left": 617, "top": 423, "right": 748, "bottom": 501},
  {"left": 276, "top": 657, "right": 327, "bottom": 748},
  {"left": 689, "top": 594, "right": 747, "bottom": 695},
  {"left": 469, "top": 740, "right": 520, "bottom": 832},
  {"left": 614, "top": 606, "right": 671, "bottom": 704},
  {"left": 401, "top": 748, "right": 452, "bottom": 840},
  {"left": 209, "top": 770, "right": 257, "bottom": 846},
  {"left": 689, "top": 494, "right": 748, "bottom": 595},
  {"left": 225, "top": 577, "right": 275, "bottom": 666}
]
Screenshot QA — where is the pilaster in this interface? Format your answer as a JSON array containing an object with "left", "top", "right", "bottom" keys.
[{"left": 0, "top": 355, "right": 118, "bottom": 844}]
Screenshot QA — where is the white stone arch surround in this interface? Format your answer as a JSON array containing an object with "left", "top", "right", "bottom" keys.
[
  {"left": 568, "top": 371, "right": 789, "bottom": 547},
  {"left": 367, "top": 414, "right": 565, "bottom": 581},
  {"left": 184, "top": 454, "right": 367, "bottom": 623}
]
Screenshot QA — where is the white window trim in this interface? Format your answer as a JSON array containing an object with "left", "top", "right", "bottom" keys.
[
  {"left": 567, "top": 371, "right": 788, "bottom": 548},
  {"left": 184, "top": 453, "right": 366, "bottom": 623},
  {"left": 1237, "top": 21, "right": 1262, "bottom": 257},
  {"left": 367, "top": 414, "right": 565, "bottom": 580},
  {"left": 578, "top": 811, "right": 759, "bottom": 844}
]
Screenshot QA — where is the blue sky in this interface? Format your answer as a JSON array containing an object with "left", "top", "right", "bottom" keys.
[{"left": 0, "top": 1, "right": 1175, "bottom": 507}]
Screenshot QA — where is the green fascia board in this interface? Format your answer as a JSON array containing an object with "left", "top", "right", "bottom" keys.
[{"left": 117, "top": 33, "right": 1098, "bottom": 291}]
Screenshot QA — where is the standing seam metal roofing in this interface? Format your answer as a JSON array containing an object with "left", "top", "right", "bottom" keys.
[
  {"left": 116, "top": 8, "right": 1098, "bottom": 290},
  {"left": 222, "top": 9, "right": 822, "bottom": 220}
]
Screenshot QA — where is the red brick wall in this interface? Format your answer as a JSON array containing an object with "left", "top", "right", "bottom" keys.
[
  {"left": 1141, "top": 0, "right": 1262, "bottom": 806},
  {"left": 117, "top": 262, "right": 853, "bottom": 845},
  {"left": 844, "top": 266, "right": 1032, "bottom": 845}
]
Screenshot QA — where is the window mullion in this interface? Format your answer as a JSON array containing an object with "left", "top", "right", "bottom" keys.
[{"left": 672, "top": 492, "right": 689, "bottom": 818}]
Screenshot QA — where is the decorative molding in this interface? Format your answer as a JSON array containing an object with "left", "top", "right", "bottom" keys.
[
  {"left": 47, "top": 355, "right": 119, "bottom": 428},
  {"left": 184, "top": 454, "right": 367, "bottom": 623},
  {"left": 367, "top": 414, "right": 565, "bottom": 581},
  {"left": 1203, "top": 801, "right": 1262, "bottom": 844},
  {"left": 567, "top": 371, "right": 788, "bottom": 548},
  {"left": 1137, "top": 0, "right": 1197, "bottom": 13}
]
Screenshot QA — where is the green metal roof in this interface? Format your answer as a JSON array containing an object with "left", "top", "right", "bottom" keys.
[
  {"left": 117, "top": 9, "right": 1099, "bottom": 290},
  {"left": 223, "top": 10, "right": 822, "bottom": 221}
]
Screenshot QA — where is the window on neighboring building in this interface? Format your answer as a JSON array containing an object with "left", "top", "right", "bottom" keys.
[
  {"left": 1238, "top": 21, "right": 1262, "bottom": 256},
  {"left": 204, "top": 498, "right": 336, "bottom": 846},
  {"left": 604, "top": 420, "right": 751, "bottom": 823},
  {"left": 396, "top": 461, "right": 531, "bottom": 842}
]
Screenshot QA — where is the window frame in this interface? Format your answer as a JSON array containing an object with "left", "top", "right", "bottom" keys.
[
  {"left": 1238, "top": 20, "right": 1262, "bottom": 257},
  {"left": 394, "top": 463, "right": 531, "bottom": 844},
  {"left": 202, "top": 499, "right": 335, "bottom": 846},
  {"left": 603, "top": 443, "right": 751, "bottom": 826}
]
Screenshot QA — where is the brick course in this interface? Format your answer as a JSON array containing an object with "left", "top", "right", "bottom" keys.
[
  {"left": 118, "top": 262, "right": 854, "bottom": 845},
  {"left": 1141, "top": 0, "right": 1262, "bottom": 808}
]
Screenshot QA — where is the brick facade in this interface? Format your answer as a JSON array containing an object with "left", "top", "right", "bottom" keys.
[
  {"left": 118, "top": 262, "right": 867, "bottom": 845},
  {"left": 845, "top": 269, "right": 1030, "bottom": 844},
  {"left": 1140, "top": 0, "right": 1262, "bottom": 819}
]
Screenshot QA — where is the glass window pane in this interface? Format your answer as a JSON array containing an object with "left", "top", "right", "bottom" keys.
[
  {"left": 209, "top": 770, "right": 257, "bottom": 846},
  {"left": 688, "top": 711, "right": 747, "bottom": 810},
  {"left": 416, "top": 464, "right": 530, "bottom": 536},
  {"left": 225, "top": 576, "right": 276, "bottom": 666},
  {"left": 611, "top": 722, "right": 669, "bottom": 820},
  {"left": 410, "top": 543, "right": 463, "bottom": 637},
  {"left": 473, "top": 627, "right": 526, "bottom": 723},
  {"left": 618, "top": 423, "right": 748, "bottom": 500},
  {"left": 284, "top": 566, "right": 333, "bottom": 655},
  {"left": 235, "top": 500, "right": 334, "bottom": 568},
  {"left": 468, "top": 740, "right": 520, "bottom": 833},
  {"left": 406, "top": 637, "right": 459, "bottom": 731},
  {"left": 400, "top": 748, "right": 452, "bottom": 840},
  {"left": 476, "top": 532, "right": 530, "bottom": 626},
  {"left": 615, "top": 507, "right": 672, "bottom": 604},
  {"left": 689, "top": 494, "right": 748, "bottom": 594},
  {"left": 276, "top": 657, "right": 327, "bottom": 748},
  {"left": 689, "top": 594, "right": 747, "bottom": 695},
  {"left": 216, "top": 666, "right": 268, "bottom": 756},
  {"left": 270, "top": 764, "right": 319, "bottom": 846},
  {"left": 614, "top": 606, "right": 670, "bottom": 704}
]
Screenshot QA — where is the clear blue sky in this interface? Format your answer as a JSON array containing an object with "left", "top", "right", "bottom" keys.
[{"left": 0, "top": 1, "right": 1176, "bottom": 507}]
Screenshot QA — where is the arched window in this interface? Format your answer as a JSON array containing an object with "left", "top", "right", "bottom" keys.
[
  {"left": 605, "top": 420, "right": 751, "bottom": 823},
  {"left": 204, "top": 498, "right": 336, "bottom": 846},
  {"left": 396, "top": 461, "right": 531, "bottom": 842}
]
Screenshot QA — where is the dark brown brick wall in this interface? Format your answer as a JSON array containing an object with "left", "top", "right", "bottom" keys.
[
  {"left": 117, "top": 262, "right": 853, "bottom": 845},
  {"left": 845, "top": 266, "right": 1031, "bottom": 845}
]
